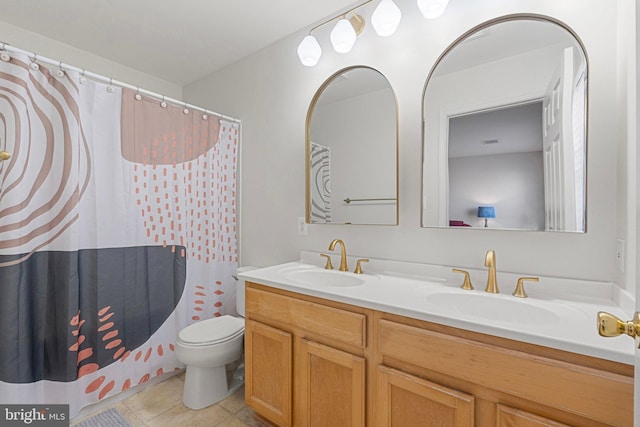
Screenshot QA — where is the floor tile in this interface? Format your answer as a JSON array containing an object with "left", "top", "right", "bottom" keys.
[
  {"left": 122, "top": 375, "right": 184, "bottom": 423},
  {"left": 146, "top": 403, "right": 232, "bottom": 427},
  {"left": 234, "top": 406, "right": 273, "bottom": 427},
  {"left": 70, "top": 371, "right": 256, "bottom": 427},
  {"left": 218, "top": 386, "right": 246, "bottom": 414}
]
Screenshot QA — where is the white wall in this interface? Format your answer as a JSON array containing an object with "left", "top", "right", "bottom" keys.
[
  {"left": 183, "top": 0, "right": 631, "bottom": 292},
  {"left": 0, "top": 20, "right": 181, "bottom": 98},
  {"left": 449, "top": 152, "right": 545, "bottom": 230}
]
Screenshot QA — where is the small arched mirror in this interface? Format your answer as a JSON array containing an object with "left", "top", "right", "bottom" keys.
[
  {"left": 306, "top": 67, "right": 398, "bottom": 225},
  {"left": 421, "top": 16, "right": 587, "bottom": 232}
]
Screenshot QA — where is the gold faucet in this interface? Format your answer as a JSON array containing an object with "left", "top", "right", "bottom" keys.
[
  {"left": 484, "top": 250, "right": 499, "bottom": 293},
  {"left": 328, "top": 239, "right": 349, "bottom": 272}
]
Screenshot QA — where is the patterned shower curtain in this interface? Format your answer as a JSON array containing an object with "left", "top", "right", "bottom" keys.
[
  {"left": 309, "top": 141, "right": 331, "bottom": 223},
  {"left": 0, "top": 52, "right": 239, "bottom": 416}
]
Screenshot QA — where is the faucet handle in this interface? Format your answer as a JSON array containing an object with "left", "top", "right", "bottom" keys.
[
  {"left": 354, "top": 259, "right": 369, "bottom": 274},
  {"left": 320, "top": 254, "right": 333, "bottom": 270},
  {"left": 452, "top": 269, "right": 473, "bottom": 290},
  {"left": 513, "top": 277, "right": 539, "bottom": 298}
]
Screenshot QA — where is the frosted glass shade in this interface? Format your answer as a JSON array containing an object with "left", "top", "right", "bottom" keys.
[
  {"left": 297, "top": 35, "right": 322, "bottom": 66},
  {"left": 417, "top": 0, "right": 450, "bottom": 19},
  {"left": 330, "top": 18, "right": 357, "bottom": 53},
  {"left": 371, "top": 0, "right": 402, "bottom": 37}
]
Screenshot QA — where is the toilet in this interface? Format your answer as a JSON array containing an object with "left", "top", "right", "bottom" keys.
[{"left": 176, "top": 267, "right": 254, "bottom": 410}]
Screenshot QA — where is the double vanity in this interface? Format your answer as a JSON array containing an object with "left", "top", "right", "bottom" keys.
[{"left": 239, "top": 247, "right": 633, "bottom": 426}]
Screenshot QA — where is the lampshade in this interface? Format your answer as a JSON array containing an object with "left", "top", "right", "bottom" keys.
[
  {"left": 330, "top": 18, "right": 357, "bottom": 53},
  {"left": 371, "top": 0, "right": 402, "bottom": 37},
  {"left": 477, "top": 206, "right": 496, "bottom": 218},
  {"left": 297, "top": 35, "right": 322, "bottom": 66},
  {"left": 417, "top": 0, "right": 450, "bottom": 19}
]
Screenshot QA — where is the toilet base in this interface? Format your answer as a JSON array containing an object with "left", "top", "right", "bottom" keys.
[{"left": 182, "top": 361, "right": 244, "bottom": 410}]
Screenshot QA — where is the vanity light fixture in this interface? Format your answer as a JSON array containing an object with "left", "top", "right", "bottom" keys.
[
  {"left": 297, "top": 35, "right": 323, "bottom": 66},
  {"left": 371, "top": 0, "right": 402, "bottom": 37},
  {"left": 331, "top": 17, "right": 358, "bottom": 53},
  {"left": 297, "top": 0, "right": 449, "bottom": 66},
  {"left": 417, "top": 0, "right": 450, "bottom": 19}
]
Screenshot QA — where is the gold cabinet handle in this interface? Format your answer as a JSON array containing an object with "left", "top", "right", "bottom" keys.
[
  {"left": 0, "top": 151, "right": 10, "bottom": 161},
  {"left": 452, "top": 269, "right": 473, "bottom": 290},
  {"left": 354, "top": 258, "right": 369, "bottom": 274},
  {"left": 320, "top": 254, "right": 333, "bottom": 270},
  {"left": 597, "top": 311, "right": 640, "bottom": 339},
  {"left": 513, "top": 277, "right": 539, "bottom": 298}
]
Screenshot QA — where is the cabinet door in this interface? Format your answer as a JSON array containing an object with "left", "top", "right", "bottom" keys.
[
  {"left": 376, "top": 365, "right": 474, "bottom": 427},
  {"left": 298, "top": 339, "right": 366, "bottom": 427},
  {"left": 245, "top": 319, "right": 292, "bottom": 426},
  {"left": 496, "top": 404, "right": 569, "bottom": 427}
]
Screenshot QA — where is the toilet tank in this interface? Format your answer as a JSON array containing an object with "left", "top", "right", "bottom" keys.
[{"left": 236, "top": 266, "right": 257, "bottom": 317}]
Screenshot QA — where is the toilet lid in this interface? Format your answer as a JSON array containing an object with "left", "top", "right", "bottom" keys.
[{"left": 178, "top": 315, "right": 244, "bottom": 346}]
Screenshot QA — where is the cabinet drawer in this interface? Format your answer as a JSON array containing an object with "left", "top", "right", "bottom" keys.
[
  {"left": 378, "top": 319, "right": 632, "bottom": 427},
  {"left": 246, "top": 286, "right": 366, "bottom": 348}
]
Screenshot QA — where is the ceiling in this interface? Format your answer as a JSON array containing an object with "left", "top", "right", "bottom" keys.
[{"left": 0, "top": 0, "right": 358, "bottom": 85}]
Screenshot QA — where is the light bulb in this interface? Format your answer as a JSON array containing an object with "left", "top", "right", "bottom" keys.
[
  {"left": 330, "top": 18, "right": 357, "bottom": 53},
  {"left": 417, "top": 0, "right": 450, "bottom": 19},
  {"left": 297, "top": 35, "right": 322, "bottom": 66},
  {"left": 372, "top": 0, "right": 402, "bottom": 37}
]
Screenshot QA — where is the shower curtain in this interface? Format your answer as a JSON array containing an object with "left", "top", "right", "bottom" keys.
[
  {"left": 310, "top": 141, "right": 331, "bottom": 223},
  {"left": 0, "top": 52, "right": 239, "bottom": 416}
]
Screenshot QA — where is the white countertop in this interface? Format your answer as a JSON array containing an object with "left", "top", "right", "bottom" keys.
[{"left": 239, "top": 251, "right": 635, "bottom": 365}]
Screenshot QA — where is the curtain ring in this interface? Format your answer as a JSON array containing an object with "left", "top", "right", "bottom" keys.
[
  {"left": 202, "top": 109, "right": 208, "bottom": 120},
  {"left": 135, "top": 87, "right": 142, "bottom": 101},
  {"left": 56, "top": 61, "right": 65, "bottom": 78},
  {"left": 0, "top": 43, "right": 10, "bottom": 62},
  {"left": 79, "top": 69, "right": 87, "bottom": 84},
  {"left": 183, "top": 102, "right": 189, "bottom": 115},
  {"left": 107, "top": 77, "right": 115, "bottom": 93},
  {"left": 160, "top": 95, "right": 167, "bottom": 108},
  {"left": 29, "top": 53, "right": 39, "bottom": 70}
]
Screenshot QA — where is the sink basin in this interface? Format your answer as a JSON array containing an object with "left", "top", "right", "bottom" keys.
[
  {"left": 284, "top": 269, "right": 365, "bottom": 287},
  {"left": 424, "top": 292, "right": 563, "bottom": 325}
]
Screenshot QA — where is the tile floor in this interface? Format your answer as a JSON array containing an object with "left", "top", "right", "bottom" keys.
[{"left": 70, "top": 373, "right": 272, "bottom": 427}]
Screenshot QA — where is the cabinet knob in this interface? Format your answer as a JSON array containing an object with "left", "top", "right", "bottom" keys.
[
  {"left": 0, "top": 151, "right": 10, "bottom": 161},
  {"left": 452, "top": 269, "right": 473, "bottom": 290},
  {"left": 512, "top": 277, "right": 539, "bottom": 298},
  {"left": 598, "top": 311, "right": 640, "bottom": 339}
]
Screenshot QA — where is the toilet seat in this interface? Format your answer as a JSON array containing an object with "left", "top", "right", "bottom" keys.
[{"left": 178, "top": 315, "right": 244, "bottom": 346}]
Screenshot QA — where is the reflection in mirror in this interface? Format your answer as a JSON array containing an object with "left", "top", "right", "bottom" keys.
[
  {"left": 421, "top": 17, "right": 587, "bottom": 232},
  {"left": 306, "top": 67, "right": 398, "bottom": 225}
]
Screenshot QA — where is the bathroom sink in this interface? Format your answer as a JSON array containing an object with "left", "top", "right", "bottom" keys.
[
  {"left": 283, "top": 268, "right": 365, "bottom": 287},
  {"left": 424, "top": 292, "right": 564, "bottom": 325}
]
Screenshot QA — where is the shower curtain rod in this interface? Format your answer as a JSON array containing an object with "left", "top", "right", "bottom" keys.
[{"left": 0, "top": 42, "right": 241, "bottom": 124}]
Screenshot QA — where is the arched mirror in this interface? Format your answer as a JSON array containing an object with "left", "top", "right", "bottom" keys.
[
  {"left": 421, "top": 16, "right": 587, "bottom": 232},
  {"left": 306, "top": 67, "right": 398, "bottom": 225}
]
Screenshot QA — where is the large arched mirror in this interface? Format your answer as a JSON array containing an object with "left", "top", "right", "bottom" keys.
[
  {"left": 421, "top": 16, "right": 587, "bottom": 232},
  {"left": 306, "top": 67, "right": 398, "bottom": 225}
]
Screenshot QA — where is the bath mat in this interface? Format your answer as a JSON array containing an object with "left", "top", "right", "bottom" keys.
[{"left": 74, "top": 408, "right": 132, "bottom": 427}]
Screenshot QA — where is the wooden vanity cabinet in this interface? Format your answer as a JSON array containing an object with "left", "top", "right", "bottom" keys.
[
  {"left": 244, "top": 282, "right": 372, "bottom": 426},
  {"left": 245, "top": 319, "right": 292, "bottom": 425},
  {"left": 376, "top": 313, "right": 633, "bottom": 427},
  {"left": 245, "top": 283, "right": 633, "bottom": 427}
]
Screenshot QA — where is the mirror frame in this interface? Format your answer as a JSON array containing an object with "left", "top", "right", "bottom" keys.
[
  {"left": 305, "top": 66, "right": 400, "bottom": 225},
  {"left": 420, "top": 14, "right": 589, "bottom": 232}
]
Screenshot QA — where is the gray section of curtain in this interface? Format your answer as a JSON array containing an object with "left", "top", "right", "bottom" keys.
[{"left": 0, "top": 246, "right": 186, "bottom": 383}]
